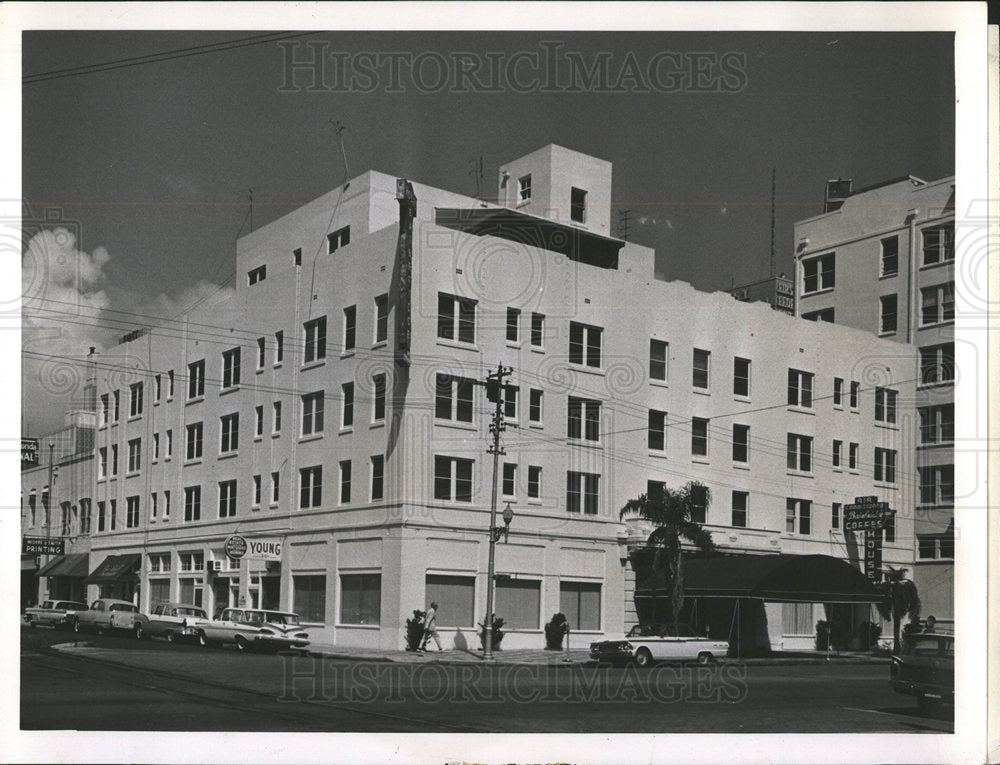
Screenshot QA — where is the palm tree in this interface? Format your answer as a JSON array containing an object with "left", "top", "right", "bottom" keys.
[
  {"left": 620, "top": 481, "right": 716, "bottom": 632},
  {"left": 876, "top": 566, "right": 921, "bottom": 654}
]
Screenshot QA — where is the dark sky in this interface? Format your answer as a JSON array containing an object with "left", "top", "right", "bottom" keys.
[{"left": 21, "top": 30, "right": 955, "bottom": 432}]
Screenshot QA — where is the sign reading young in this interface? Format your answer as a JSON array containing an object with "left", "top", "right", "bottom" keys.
[{"left": 225, "top": 535, "right": 282, "bottom": 561}]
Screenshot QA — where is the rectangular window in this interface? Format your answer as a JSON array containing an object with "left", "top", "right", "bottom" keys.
[
  {"left": 167, "top": 370, "right": 174, "bottom": 398},
  {"left": 496, "top": 578, "right": 541, "bottom": 630},
  {"left": 802, "top": 253, "right": 835, "bottom": 293},
  {"left": 919, "top": 404, "right": 954, "bottom": 444},
  {"left": 647, "top": 480, "right": 665, "bottom": 504},
  {"left": 787, "top": 369, "right": 814, "bottom": 408},
  {"left": 731, "top": 490, "right": 748, "bottom": 528},
  {"left": 372, "top": 374, "right": 386, "bottom": 421},
  {"left": 786, "top": 498, "right": 811, "bottom": 535},
  {"left": 253, "top": 474, "right": 261, "bottom": 506},
  {"left": 849, "top": 442, "right": 859, "bottom": 470},
  {"left": 530, "top": 312, "right": 545, "bottom": 348},
  {"left": 566, "top": 471, "right": 599, "bottom": 514},
  {"left": 218, "top": 480, "right": 237, "bottom": 518},
  {"left": 832, "top": 502, "right": 841, "bottom": 529},
  {"left": 919, "top": 465, "right": 954, "bottom": 505},
  {"left": 343, "top": 306, "right": 356, "bottom": 351},
  {"left": 567, "top": 397, "right": 601, "bottom": 442},
  {"left": 833, "top": 377, "right": 843, "bottom": 406},
  {"left": 433, "top": 456, "right": 474, "bottom": 502},
  {"left": 690, "top": 484, "right": 708, "bottom": 524},
  {"left": 875, "top": 388, "right": 898, "bottom": 424},
  {"left": 691, "top": 417, "right": 708, "bottom": 457},
  {"left": 732, "top": 424, "right": 749, "bottom": 463},
  {"left": 113, "top": 390, "right": 120, "bottom": 421},
  {"left": 293, "top": 575, "right": 326, "bottom": 623},
  {"left": 371, "top": 455, "right": 384, "bottom": 501},
  {"left": 425, "top": 574, "right": 475, "bottom": 627},
  {"left": 150, "top": 492, "right": 157, "bottom": 521},
  {"left": 184, "top": 486, "right": 201, "bottom": 522},
  {"left": 188, "top": 360, "right": 205, "bottom": 399},
  {"left": 254, "top": 406, "right": 262, "bottom": 438},
  {"left": 129, "top": 382, "right": 144, "bottom": 417},
  {"left": 435, "top": 374, "right": 474, "bottom": 423},
  {"left": 100, "top": 394, "right": 109, "bottom": 426},
  {"left": 166, "top": 429, "right": 173, "bottom": 458},
  {"left": 879, "top": 294, "right": 898, "bottom": 333},
  {"left": 154, "top": 374, "right": 162, "bottom": 402},
  {"left": 528, "top": 389, "right": 543, "bottom": 424},
  {"left": 650, "top": 339, "right": 668, "bottom": 381},
  {"left": 874, "top": 448, "right": 897, "bottom": 483},
  {"left": 248, "top": 264, "right": 266, "bottom": 285},
  {"left": 648, "top": 410, "right": 667, "bottom": 452},
  {"left": 733, "top": 357, "right": 750, "bottom": 397},
  {"left": 850, "top": 381, "right": 860, "bottom": 409},
  {"left": 97, "top": 500, "right": 105, "bottom": 532},
  {"left": 111, "top": 444, "right": 118, "bottom": 475},
  {"left": 506, "top": 307, "right": 520, "bottom": 342},
  {"left": 152, "top": 433, "right": 159, "bottom": 461},
  {"left": 109, "top": 498, "right": 117, "bottom": 530},
  {"left": 272, "top": 401, "right": 282, "bottom": 434},
  {"left": 299, "top": 465, "right": 323, "bottom": 509},
  {"left": 884, "top": 512, "right": 896, "bottom": 543},
  {"left": 832, "top": 439, "right": 843, "bottom": 468},
  {"left": 302, "top": 391, "right": 325, "bottom": 436},
  {"left": 782, "top": 602, "right": 814, "bottom": 635},
  {"left": 374, "top": 294, "right": 389, "bottom": 344},
  {"left": 518, "top": 174, "right": 532, "bottom": 202},
  {"left": 126, "top": 496, "right": 140, "bottom": 528},
  {"left": 502, "top": 462, "right": 517, "bottom": 497},
  {"left": 341, "top": 382, "right": 354, "bottom": 427},
  {"left": 437, "top": 293, "right": 477, "bottom": 344},
  {"left": 920, "top": 343, "right": 955, "bottom": 385},
  {"left": 921, "top": 282, "right": 955, "bottom": 326},
  {"left": 257, "top": 337, "right": 265, "bottom": 369},
  {"left": 787, "top": 433, "right": 813, "bottom": 472},
  {"left": 222, "top": 347, "right": 241, "bottom": 389},
  {"left": 185, "top": 422, "right": 203, "bottom": 460},
  {"left": 327, "top": 225, "right": 350, "bottom": 253},
  {"left": 304, "top": 316, "right": 327, "bottom": 363},
  {"left": 275, "top": 331, "right": 284, "bottom": 364},
  {"left": 569, "top": 322, "right": 602, "bottom": 367},
  {"left": 339, "top": 573, "right": 380, "bottom": 625},
  {"left": 340, "top": 460, "right": 352, "bottom": 504},
  {"left": 164, "top": 490, "right": 170, "bottom": 520},
  {"left": 692, "top": 348, "right": 710, "bottom": 389},
  {"left": 80, "top": 498, "right": 92, "bottom": 534},
  {"left": 504, "top": 386, "right": 518, "bottom": 421},
  {"left": 220, "top": 413, "right": 239, "bottom": 453},
  {"left": 527, "top": 465, "right": 542, "bottom": 498},
  {"left": 922, "top": 224, "right": 954, "bottom": 265},
  {"left": 271, "top": 471, "right": 280, "bottom": 504},
  {"left": 127, "top": 438, "right": 142, "bottom": 472},
  {"left": 99, "top": 447, "right": 107, "bottom": 478},
  {"left": 880, "top": 236, "right": 899, "bottom": 276},
  {"left": 560, "top": 581, "right": 601, "bottom": 631},
  {"left": 570, "top": 187, "right": 587, "bottom": 223}
]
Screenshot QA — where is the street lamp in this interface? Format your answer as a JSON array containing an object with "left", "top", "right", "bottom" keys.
[{"left": 483, "top": 502, "right": 514, "bottom": 661}]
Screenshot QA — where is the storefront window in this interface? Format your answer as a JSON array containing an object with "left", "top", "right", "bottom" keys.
[
  {"left": 560, "top": 581, "right": 601, "bottom": 631},
  {"left": 425, "top": 574, "right": 475, "bottom": 628},
  {"left": 294, "top": 575, "right": 327, "bottom": 623},
  {"left": 495, "top": 578, "right": 540, "bottom": 629},
  {"left": 339, "top": 573, "right": 381, "bottom": 625}
]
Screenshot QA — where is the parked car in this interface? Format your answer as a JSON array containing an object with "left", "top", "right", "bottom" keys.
[
  {"left": 203, "top": 608, "right": 310, "bottom": 652},
  {"left": 73, "top": 598, "right": 146, "bottom": 636},
  {"left": 889, "top": 632, "right": 954, "bottom": 711},
  {"left": 136, "top": 602, "right": 211, "bottom": 644},
  {"left": 590, "top": 624, "right": 729, "bottom": 666},
  {"left": 24, "top": 600, "right": 89, "bottom": 630}
]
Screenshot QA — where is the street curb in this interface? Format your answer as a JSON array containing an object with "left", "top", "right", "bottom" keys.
[{"left": 50, "top": 641, "right": 96, "bottom": 652}]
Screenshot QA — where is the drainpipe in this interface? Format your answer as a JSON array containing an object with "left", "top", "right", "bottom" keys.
[{"left": 906, "top": 209, "right": 920, "bottom": 344}]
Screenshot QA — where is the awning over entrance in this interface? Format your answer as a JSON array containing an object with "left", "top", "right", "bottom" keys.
[
  {"left": 635, "top": 554, "right": 883, "bottom": 604},
  {"left": 37, "top": 553, "right": 90, "bottom": 578},
  {"left": 84, "top": 553, "right": 140, "bottom": 584}
]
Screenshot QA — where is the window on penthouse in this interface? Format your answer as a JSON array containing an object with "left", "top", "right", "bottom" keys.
[
  {"left": 438, "top": 293, "right": 477, "bottom": 344},
  {"left": 921, "top": 282, "right": 955, "bottom": 326},
  {"left": 569, "top": 322, "right": 602, "bottom": 368},
  {"left": 188, "top": 360, "right": 205, "bottom": 399},
  {"left": 129, "top": 382, "right": 143, "bottom": 418},
  {"left": 222, "top": 347, "right": 241, "bottom": 389},
  {"left": 786, "top": 433, "right": 812, "bottom": 473},
  {"left": 327, "top": 225, "right": 350, "bottom": 253},
  {"left": 304, "top": 316, "right": 327, "bottom": 364},
  {"left": 518, "top": 175, "right": 531, "bottom": 204},
  {"left": 248, "top": 265, "right": 266, "bottom": 285},
  {"left": 570, "top": 187, "right": 587, "bottom": 224},
  {"left": 920, "top": 343, "right": 955, "bottom": 385},
  {"left": 300, "top": 465, "right": 323, "bottom": 508},
  {"left": 922, "top": 224, "right": 954, "bottom": 266},
  {"left": 566, "top": 471, "right": 599, "bottom": 514},
  {"left": 875, "top": 388, "right": 898, "bottom": 424},
  {"left": 880, "top": 236, "right": 899, "bottom": 277},
  {"left": 802, "top": 253, "right": 835, "bottom": 294},
  {"left": 874, "top": 448, "right": 897, "bottom": 483},
  {"left": 567, "top": 397, "right": 601, "bottom": 443},
  {"left": 220, "top": 412, "right": 239, "bottom": 453},
  {"left": 434, "top": 456, "right": 473, "bottom": 503},
  {"left": 301, "top": 391, "right": 325, "bottom": 436},
  {"left": 787, "top": 369, "right": 814, "bottom": 408},
  {"left": 879, "top": 295, "right": 897, "bottom": 334},
  {"left": 919, "top": 404, "right": 954, "bottom": 444}
]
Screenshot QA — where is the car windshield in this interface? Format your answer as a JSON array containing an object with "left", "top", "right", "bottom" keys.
[{"left": 110, "top": 604, "right": 137, "bottom": 612}]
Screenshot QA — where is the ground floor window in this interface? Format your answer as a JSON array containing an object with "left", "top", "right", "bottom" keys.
[
  {"left": 560, "top": 581, "right": 601, "bottom": 631},
  {"left": 340, "top": 573, "right": 381, "bottom": 625},
  {"left": 425, "top": 573, "right": 475, "bottom": 627},
  {"left": 294, "top": 575, "right": 327, "bottom": 623},
  {"left": 148, "top": 578, "right": 170, "bottom": 607},
  {"left": 782, "top": 602, "right": 814, "bottom": 635},
  {"left": 178, "top": 577, "right": 204, "bottom": 608},
  {"left": 495, "top": 578, "right": 540, "bottom": 629}
]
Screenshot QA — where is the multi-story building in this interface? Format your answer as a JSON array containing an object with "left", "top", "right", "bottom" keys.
[
  {"left": 793, "top": 175, "right": 955, "bottom": 625},
  {"left": 86, "top": 145, "right": 917, "bottom": 650}
]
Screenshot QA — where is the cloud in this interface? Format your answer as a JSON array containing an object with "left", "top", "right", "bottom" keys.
[{"left": 720, "top": 207, "right": 729, "bottom": 216}]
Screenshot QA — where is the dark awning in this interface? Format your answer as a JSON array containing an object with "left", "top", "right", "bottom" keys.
[
  {"left": 85, "top": 553, "right": 141, "bottom": 584},
  {"left": 635, "top": 554, "right": 883, "bottom": 604},
  {"left": 38, "top": 553, "right": 90, "bottom": 578}
]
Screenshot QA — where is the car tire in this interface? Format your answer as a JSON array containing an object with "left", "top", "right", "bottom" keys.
[
  {"left": 197, "top": 631, "right": 208, "bottom": 647},
  {"left": 235, "top": 635, "right": 248, "bottom": 652},
  {"left": 634, "top": 648, "right": 653, "bottom": 668},
  {"left": 134, "top": 622, "right": 144, "bottom": 640},
  {"left": 696, "top": 652, "right": 713, "bottom": 666}
]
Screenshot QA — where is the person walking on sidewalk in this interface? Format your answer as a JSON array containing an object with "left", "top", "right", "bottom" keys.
[{"left": 419, "top": 602, "right": 442, "bottom": 652}]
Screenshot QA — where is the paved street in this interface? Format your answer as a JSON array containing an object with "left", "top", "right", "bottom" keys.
[{"left": 21, "top": 626, "right": 952, "bottom": 733}]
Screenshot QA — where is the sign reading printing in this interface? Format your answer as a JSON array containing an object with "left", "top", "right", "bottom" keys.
[
  {"left": 224, "top": 534, "right": 248, "bottom": 560},
  {"left": 23, "top": 536, "right": 64, "bottom": 555}
]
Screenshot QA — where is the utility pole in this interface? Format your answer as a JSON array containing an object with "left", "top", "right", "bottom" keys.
[
  {"left": 482, "top": 363, "right": 513, "bottom": 661},
  {"left": 46, "top": 442, "right": 54, "bottom": 541}
]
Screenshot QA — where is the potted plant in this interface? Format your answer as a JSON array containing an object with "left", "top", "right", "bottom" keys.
[
  {"left": 478, "top": 615, "right": 505, "bottom": 651},
  {"left": 544, "top": 613, "right": 568, "bottom": 650},
  {"left": 405, "top": 609, "right": 426, "bottom": 651}
]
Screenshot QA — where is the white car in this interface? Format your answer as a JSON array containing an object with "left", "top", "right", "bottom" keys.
[
  {"left": 203, "top": 608, "right": 310, "bottom": 652},
  {"left": 24, "top": 600, "right": 89, "bottom": 629},
  {"left": 590, "top": 624, "right": 729, "bottom": 666},
  {"left": 73, "top": 598, "right": 144, "bottom": 635},
  {"left": 137, "top": 602, "right": 211, "bottom": 644}
]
